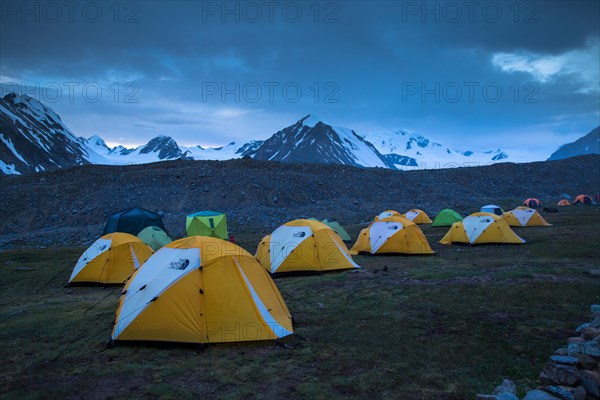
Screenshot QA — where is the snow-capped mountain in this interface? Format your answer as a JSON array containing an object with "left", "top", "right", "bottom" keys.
[
  {"left": 0, "top": 92, "right": 520, "bottom": 175},
  {"left": 180, "top": 140, "right": 263, "bottom": 161},
  {"left": 361, "top": 129, "right": 509, "bottom": 169},
  {"left": 548, "top": 126, "right": 600, "bottom": 160},
  {"left": 0, "top": 93, "right": 102, "bottom": 174},
  {"left": 86, "top": 134, "right": 184, "bottom": 164},
  {"left": 251, "top": 115, "right": 395, "bottom": 168},
  {"left": 83, "top": 135, "right": 262, "bottom": 165}
]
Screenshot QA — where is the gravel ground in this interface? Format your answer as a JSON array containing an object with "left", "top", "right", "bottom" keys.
[{"left": 1, "top": 155, "right": 598, "bottom": 250}]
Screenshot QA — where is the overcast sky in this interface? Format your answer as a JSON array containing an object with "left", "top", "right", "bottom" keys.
[{"left": 1, "top": 1, "right": 598, "bottom": 160}]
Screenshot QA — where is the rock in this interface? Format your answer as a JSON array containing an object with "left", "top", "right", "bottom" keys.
[
  {"left": 554, "top": 347, "right": 569, "bottom": 356},
  {"left": 568, "top": 341, "right": 600, "bottom": 358},
  {"left": 539, "top": 386, "right": 575, "bottom": 400},
  {"left": 567, "top": 386, "right": 586, "bottom": 400},
  {"left": 494, "top": 379, "right": 517, "bottom": 395},
  {"left": 497, "top": 394, "right": 519, "bottom": 400},
  {"left": 592, "top": 305, "right": 600, "bottom": 314},
  {"left": 476, "top": 395, "right": 499, "bottom": 400},
  {"left": 580, "top": 370, "right": 600, "bottom": 397},
  {"left": 567, "top": 337, "right": 586, "bottom": 344},
  {"left": 549, "top": 355, "right": 579, "bottom": 366},
  {"left": 523, "top": 389, "right": 561, "bottom": 400},
  {"left": 582, "top": 370, "right": 600, "bottom": 385},
  {"left": 540, "top": 363, "right": 581, "bottom": 386},
  {"left": 71, "top": 208, "right": 78, "bottom": 214},
  {"left": 575, "top": 323, "right": 590, "bottom": 333},
  {"left": 581, "top": 326, "right": 600, "bottom": 340},
  {"left": 590, "top": 316, "right": 600, "bottom": 329},
  {"left": 572, "top": 354, "right": 597, "bottom": 370}
]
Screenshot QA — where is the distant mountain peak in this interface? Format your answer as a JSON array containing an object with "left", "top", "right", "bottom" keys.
[
  {"left": 87, "top": 135, "right": 108, "bottom": 149},
  {"left": 299, "top": 114, "right": 324, "bottom": 128},
  {"left": 251, "top": 116, "right": 395, "bottom": 169},
  {"left": 3, "top": 92, "right": 62, "bottom": 123},
  {"left": 3, "top": 92, "right": 36, "bottom": 105},
  {"left": 491, "top": 151, "right": 508, "bottom": 161},
  {"left": 548, "top": 126, "right": 600, "bottom": 161},
  {"left": 147, "top": 134, "right": 174, "bottom": 143},
  {"left": 360, "top": 128, "right": 511, "bottom": 167},
  {"left": 300, "top": 114, "right": 342, "bottom": 130},
  {"left": 139, "top": 135, "right": 181, "bottom": 159},
  {"left": 0, "top": 92, "right": 98, "bottom": 174}
]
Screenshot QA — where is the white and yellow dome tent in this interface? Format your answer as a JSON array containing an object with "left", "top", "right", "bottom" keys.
[
  {"left": 440, "top": 212, "right": 525, "bottom": 245},
  {"left": 112, "top": 236, "right": 293, "bottom": 344},
  {"left": 350, "top": 215, "right": 434, "bottom": 255},
  {"left": 403, "top": 209, "right": 433, "bottom": 224},
  {"left": 69, "top": 233, "right": 153, "bottom": 285},
  {"left": 255, "top": 219, "right": 360, "bottom": 274},
  {"left": 480, "top": 204, "right": 504, "bottom": 216},
  {"left": 503, "top": 206, "right": 552, "bottom": 227},
  {"left": 374, "top": 210, "right": 402, "bottom": 221}
]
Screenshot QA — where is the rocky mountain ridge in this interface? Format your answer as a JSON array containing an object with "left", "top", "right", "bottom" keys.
[{"left": 1, "top": 93, "right": 527, "bottom": 174}]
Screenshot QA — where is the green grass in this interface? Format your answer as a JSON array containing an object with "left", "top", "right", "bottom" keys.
[{"left": 1, "top": 206, "right": 599, "bottom": 399}]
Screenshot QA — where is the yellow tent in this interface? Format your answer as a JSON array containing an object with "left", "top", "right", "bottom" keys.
[
  {"left": 440, "top": 212, "right": 525, "bottom": 245},
  {"left": 403, "top": 209, "right": 433, "bottom": 224},
  {"left": 349, "top": 215, "right": 434, "bottom": 255},
  {"left": 502, "top": 206, "right": 552, "bottom": 227},
  {"left": 112, "top": 236, "right": 293, "bottom": 344},
  {"left": 255, "top": 219, "right": 360, "bottom": 274},
  {"left": 69, "top": 233, "right": 153, "bottom": 285},
  {"left": 374, "top": 210, "right": 402, "bottom": 221}
]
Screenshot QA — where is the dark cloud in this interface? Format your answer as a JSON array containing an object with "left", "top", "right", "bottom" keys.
[{"left": 1, "top": 0, "right": 598, "bottom": 159}]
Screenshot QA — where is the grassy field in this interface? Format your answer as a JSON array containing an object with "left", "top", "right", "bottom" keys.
[{"left": 1, "top": 206, "right": 599, "bottom": 399}]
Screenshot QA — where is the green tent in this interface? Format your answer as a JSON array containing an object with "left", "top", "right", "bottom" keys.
[
  {"left": 321, "top": 219, "right": 352, "bottom": 241},
  {"left": 137, "top": 226, "right": 173, "bottom": 251},
  {"left": 431, "top": 209, "right": 464, "bottom": 227},
  {"left": 186, "top": 211, "right": 228, "bottom": 239}
]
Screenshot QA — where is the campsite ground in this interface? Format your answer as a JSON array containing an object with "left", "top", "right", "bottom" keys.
[
  {"left": 1, "top": 206, "right": 599, "bottom": 399},
  {"left": 1, "top": 155, "right": 599, "bottom": 251}
]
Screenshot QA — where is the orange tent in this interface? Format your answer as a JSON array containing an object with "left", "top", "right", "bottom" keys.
[
  {"left": 557, "top": 199, "right": 571, "bottom": 206},
  {"left": 523, "top": 198, "right": 541, "bottom": 208},
  {"left": 573, "top": 194, "right": 593, "bottom": 205}
]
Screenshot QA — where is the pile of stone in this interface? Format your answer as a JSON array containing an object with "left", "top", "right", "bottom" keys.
[
  {"left": 476, "top": 379, "right": 519, "bottom": 400},
  {"left": 477, "top": 305, "right": 600, "bottom": 400}
]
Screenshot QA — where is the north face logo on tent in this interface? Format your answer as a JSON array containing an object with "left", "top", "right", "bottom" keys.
[
  {"left": 98, "top": 244, "right": 107, "bottom": 251},
  {"left": 169, "top": 258, "right": 190, "bottom": 271},
  {"left": 387, "top": 225, "right": 399, "bottom": 230},
  {"left": 293, "top": 232, "right": 306, "bottom": 238}
]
